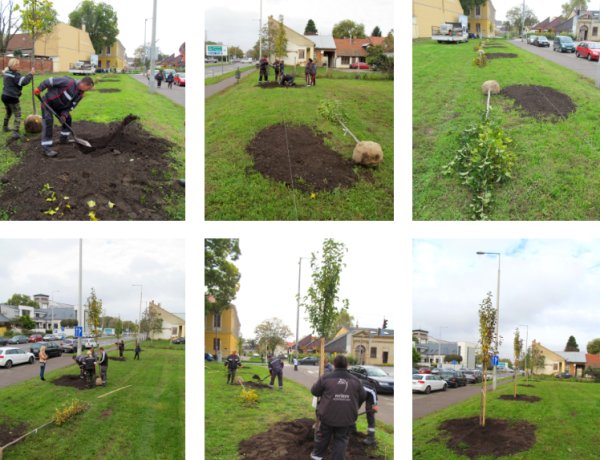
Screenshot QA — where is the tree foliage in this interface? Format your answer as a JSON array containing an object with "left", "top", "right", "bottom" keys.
[
  {"left": 412, "top": 344, "right": 421, "bottom": 366},
  {"left": 366, "top": 44, "right": 393, "bottom": 74},
  {"left": 530, "top": 343, "right": 546, "bottom": 373},
  {"left": 460, "top": 0, "right": 487, "bottom": 15},
  {"left": 478, "top": 292, "right": 498, "bottom": 427},
  {"left": 254, "top": 318, "right": 292, "bottom": 355},
  {"left": 443, "top": 353, "right": 463, "bottom": 363},
  {"left": 561, "top": 0, "right": 588, "bottom": 17},
  {"left": 227, "top": 46, "right": 244, "bottom": 58},
  {"left": 513, "top": 328, "right": 523, "bottom": 398},
  {"left": 205, "top": 238, "right": 241, "bottom": 316},
  {"left": 6, "top": 293, "right": 39, "bottom": 307},
  {"left": 565, "top": 335, "right": 580, "bottom": 352},
  {"left": 273, "top": 15, "right": 288, "bottom": 58},
  {"left": 115, "top": 317, "right": 123, "bottom": 338},
  {"left": 304, "top": 19, "right": 318, "bottom": 35},
  {"left": 332, "top": 19, "right": 366, "bottom": 39},
  {"left": 333, "top": 308, "right": 354, "bottom": 332},
  {"left": 123, "top": 320, "right": 137, "bottom": 334},
  {"left": 68, "top": 0, "right": 119, "bottom": 55},
  {"left": 302, "top": 239, "right": 349, "bottom": 340},
  {"left": 0, "top": 1, "right": 21, "bottom": 53},
  {"left": 60, "top": 319, "right": 78, "bottom": 328},
  {"left": 587, "top": 338, "right": 600, "bottom": 354},
  {"left": 11, "top": 315, "right": 35, "bottom": 330},
  {"left": 371, "top": 26, "right": 382, "bottom": 37},
  {"left": 506, "top": 5, "right": 538, "bottom": 33},
  {"left": 87, "top": 288, "right": 103, "bottom": 337},
  {"left": 140, "top": 300, "right": 164, "bottom": 338},
  {"left": 384, "top": 29, "right": 394, "bottom": 52}
]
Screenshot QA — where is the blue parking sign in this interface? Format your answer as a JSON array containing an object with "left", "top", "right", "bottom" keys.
[
  {"left": 492, "top": 355, "right": 499, "bottom": 366},
  {"left": 75, "top": 326, "right": 83, "bottom": 337}
]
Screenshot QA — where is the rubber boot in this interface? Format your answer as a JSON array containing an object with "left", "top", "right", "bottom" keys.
[
  {"left": 42, "top": 146, "right": 58, "bottom": 158},
  {"left": 3, "top": 119, "right": 9, "bottom": 132},
  {"left": 363, "top": 431, "right": 376, "bottom": 446}
]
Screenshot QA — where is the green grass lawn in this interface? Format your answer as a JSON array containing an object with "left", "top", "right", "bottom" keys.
[
  {"left": 205, "top": 362, "right": 394, "bottom": 459},
  {"left": 0, "top": 73, "right": 185, "bottom": 219},
  {"left": 413, "top": 378, "right": 600, "bottom": 458},
  {"left": 1, "top": 342, "right": 184, "bottom": 459},
  {"left": 205, "top": 66, "right": 255, "bottom": 85},
  {"left": 413, "top": 39, "right": 600, "bottom": 220},
  {"left": 205, "top": 72, "right": 393, "bottom": 220}
]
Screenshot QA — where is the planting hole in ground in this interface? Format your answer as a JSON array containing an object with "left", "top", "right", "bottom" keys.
[
  {"left": 518, "top": 384, "right": 535, "bottom": 388},
  {"left": 0, "top": 116, "right": 180, "bottom": 220},
  {"left": 255, "top": 82, "right": 302, "bottom": 89},
  {"left": 0, "top": 421, "right": 28, "bottom": 447},
  {"left": 97, "top": 88, "right": 122, "bottom": 93},
  {"left": 486, "top": 53, "right": 518, "bottom": 59},
  {"left": 241, "top": 381, "right": 270, "bottom": 389},
  {"left": 498, "top": 394, "right": 541, "bottom": 403},
  {"left": 238, "top": 418, "right": 385, "bottom": 460},
  {"left": 501, "top": 85, "right": 577, "bottom": 120},
  {"left": 247, "top": 124, "right": 365, "bottom": 192},
  {"left": 51, "top": 374, "right": 95, "bottom": 390},
  {"left": 439, "top": 416, "right": 536, "bottom": 459}
]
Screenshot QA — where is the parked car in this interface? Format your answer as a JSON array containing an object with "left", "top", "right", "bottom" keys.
[
  {"left": 0, "top": 347, "right": 35, "bottom": 368},
  {"left": 440, "top": 370, "right": 467, "bottom": 388},
  {"left": 205, "top": 352, "right": 214, "bottom": 361},
  {"left": 349, "top": 365, "right": 394, "bottom": 394},
  {"left": 28, "top": 334, "right": 43, "bottom": 343},
  {"left": 527, "top": 35, "right": 538, "bottom": 45},
  {"left": 171, "top": 337, "right": 185, "bottom": 344},
  {"left": 298, "top": 356, "right": 318, "bottom": 365},
  {"left": 82, "top": 338, "right": 98, "bottom": 349},
  {"left": 0, "top": 337, "right": 8, "bottom": 346},
  {"left": 42, "top": 334, "right": 57, "bottom": 341},
  {"left": 576, "top": 41, "right": 600, "bottom": 60},
  {"left": 555, "top": 372, "right": 572, "bottom": 379},
  {"left": 54, "top": 333, "right": 66, "bottom": 340},
  {"left": 60, "top": 338, "right": 77, "bottom": 353},
  {"left": 418, "top": 368, "right": 432, "bottom": 374},
  {"left": 462, "top": 369, "right": 482, "bottom": 384},
  {"left": 553, "top": 36, "right": 576, "bottom": 53},
  {"left": 533, "top": 36, "right": 550, "bottom": 47},
  {"left": 412, "top": 374, "right": 447, "bottom": 394},
  {"left": 349, "top": 61, "right": 369, "bottom": 70},
  {"left": 9, "top": 335, "right": 28, "bottom": 344},
  {"left": 205, "top": 58, "right": 218, "bottom": 64},
  {"left": 174, "top": 72, "right": 186, "bottom": 87},
  {"left": 30, "top": 342, "right": 63, "bottom": 359}
]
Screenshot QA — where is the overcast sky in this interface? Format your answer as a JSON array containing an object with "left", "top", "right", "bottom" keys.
[
  {"left": 0, "top": 239, "right": 185, "bottom": 322},
  {"left": 413, "top": 239, "right": 600, "bottom": 358},
  {"left": 233, "top": 235, "right": 396, "bottom": 342},
  {"left": 496, "top": 1, "right": 579, "bottom": 22},
  {"left": 51, "top": 0, "right": 183, "bottom": 57},
  {"left": 205, "top": 0, "right": 394, "bottom": 52}
]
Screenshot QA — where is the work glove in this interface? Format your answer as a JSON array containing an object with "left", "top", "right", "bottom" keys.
[
  {"left": 34, "top": 87, "right": 41, "bottom": 96},
  {"left": 372, "top": 405, "right": 379, "bottom": 413}
]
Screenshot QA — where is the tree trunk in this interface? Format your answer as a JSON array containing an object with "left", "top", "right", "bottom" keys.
[
  {"left": 319, "top": 337, "right": 325, "bottom": 376},
  {"left": 513, "top": 371, "right": 517, "bottom": 399},
  {"left": 480, "top": 370, "right": 487, "bottom": 427}
]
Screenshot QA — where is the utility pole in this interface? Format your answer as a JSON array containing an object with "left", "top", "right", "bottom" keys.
[
  {"left": 259, "top": 0, "right": 263, "bottom": 59},
  {"left": 521, "top": 0, "right": 525, "bottom": 41},
  {"left": 295, "top": 257, "right": 308, "bottom": 355},
  {"left": 133, "top": 284, "right": 143, "bottom": 341},
  {"left": 77, "top": 240, "right": 83, "bottom": 355},
  {"left": 149, "top": 0, "right": 158, "bottom": 93}
]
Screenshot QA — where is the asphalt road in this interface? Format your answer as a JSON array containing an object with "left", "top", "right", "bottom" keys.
[
  {"left": 250, "top": 363, "right": 394, "bottom": 425},
  {"left": 205, "top": 62, "right": 250, "bottom": 78},
  {"left": 129, "top": 74, "right": 185, "bottom": 107},
  {"left": 0, "top": 337, "right": 135, "bottom": 388},
  {"left": 510, "top": 38, "right": 600, "bottom": 81}
]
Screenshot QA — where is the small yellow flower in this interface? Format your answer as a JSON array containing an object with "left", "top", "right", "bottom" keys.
[
  {"left": 108, "top": 201, "right": 115, "bottom": 209},
  {"left": 88, "top": 211, "right": 98, "bottom": 221},
  {"left": 310, "top": 192, "right": 317, "bottom": 199},
  {"left": 87, "top": 200, "right": 96, "bottom": 208}
]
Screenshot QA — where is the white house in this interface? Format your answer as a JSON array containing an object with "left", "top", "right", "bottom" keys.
[{"left": 148, "top": 303, "right": 185, "bottom": 340}]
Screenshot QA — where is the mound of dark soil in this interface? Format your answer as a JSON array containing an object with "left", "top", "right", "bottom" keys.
[
  {"left": 439, "top": 416, "right": 536, "bottom": 459},
  {"left": 51, "top": 374, "right": 94, "bottom": 390},
  {"left": 486, "top": 53, "right": 517, "bottom": 59},
  {"left": 247, "top": 124, "right": 361, "bottom": 192},
  {"left": 238, "top": 418, "right": 384, "bottom": 459},
  {"left": 97, "top": 88, "right": 121, "bottom": 93},
  {"left": 501, "top": 85, "right": 576, "bottom": 119},
  {"left": 499, "top": 394, "right": 541, "bottom": 403},
  {"left": 243, "top": 381, "right": 270, "bottom": 389},
  {"left": 0, "top": 421, "right": 28, "bottom": 447},
  {"left": 484, "top": 45, "right": 507, "bottom": 49},
  {"left": 256, "top": 82, "right": 301, "bottom": 89},
  {"left": 518, "top": 384, "right": 535, "bottom": 388},
  {"left": 0, "top": 116, "right": 181, "bottom": 220}
]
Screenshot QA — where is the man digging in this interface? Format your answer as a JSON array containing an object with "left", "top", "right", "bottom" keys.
[
  {"left": 224, "top": 349, "right": 242, "bottom": 385},
  {"left": 34, "top": 76, "right": 94, "bottom": 158}
]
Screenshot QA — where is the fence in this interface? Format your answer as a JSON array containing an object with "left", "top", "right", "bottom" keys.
[{"left": 0, "top": 56, "right": 53, "bottom": 73}]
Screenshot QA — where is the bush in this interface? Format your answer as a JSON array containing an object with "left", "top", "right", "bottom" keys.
[
  {"left": 239, "top": 388, "right": 258, "bottom": 407},
  {"left": 585, "top": 367, "right": 600, "bottom": 382},
  {"left": 53, "top": 400, "right": 89, "bottom": 426}
]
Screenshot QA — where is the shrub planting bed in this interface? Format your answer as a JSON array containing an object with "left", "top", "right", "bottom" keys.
[
  {"left": 486, "top": 53, "right": 518, "bottom": 59},
  {"left": 501, "top": 85, "right": 576, "bottom": 119},
  {"left": 0, "top": 421, "right": 27, "bottom": 448},
  {"left": 498, "top": 394, "right": 541, "bottom": 403}
]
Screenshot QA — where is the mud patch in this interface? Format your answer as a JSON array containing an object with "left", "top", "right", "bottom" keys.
[
  {"left": 238, "top": 418, "right": 384, "bottom": 460},
  {"left": 439, "top": 416, "right": 536, "bottom": 459},
  {"left": 518, "top": 384, "right": 535, "bottom": 388},
  {"left": 51, "top": 374, "right": 94, "bottom": 390},
  {"left": 0, "top": 421, "right": 28, "bottom": 447},
  {"left": 247, "top": 124, "right": 362, "bottom": 192},
  {"left": 486, "top": 53, "right": 517, "bottom": 59},
  {"left": 97, "top": 88, "right": 121, "bottom": 93},
  {"left": 0, "top": 116, "right": 181, "bottom": 220},
  {"left": 109, "top": 356, "right": 126, "bottom": 361},
  {"left": 243, "top": 381, "right": 270, "bottom": 389},
  {"left": 501, "top": 85, "right": 576, "bottom": 120},
  {"left": 256, "top": 82, "right": 301, "bottom": 89},
  {"left": 499, "top": 394, "right": 541, "bottom": 403}
]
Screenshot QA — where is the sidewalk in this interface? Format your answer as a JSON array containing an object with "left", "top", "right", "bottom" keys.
[
  {"left": 129, "top": 74, "right": 185, "bottom": 106},
  {"left": 205, "top": 68, "right": 256, "bottom": 98}
]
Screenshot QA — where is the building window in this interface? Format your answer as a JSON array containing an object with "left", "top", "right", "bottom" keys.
[
  {"left": 553, "top": 363, "right": 558, "bottom": 371},
  {"left": 341, "top": 56, "right": 349, "bottom": 65},
  {"left": 106, "top": 60, "right": 111, "bottom": 69},
  {"left": 476, "top": 23, "right": 481, "bottom": 34},
  {"left": 298, "top": 49, "right": 305, "bottom": 59},
  {"left": 475, "top": 5, "right": 481, "bottom": 16},
  {"left": 370, "top": 347, "right": 377, "bottom": 358},
  {"left": 213, "top": 338, "right": 220, "bottom": 352},
  {"left": 594, "top": 27, "right": 598, "bottom": 36},
  {"left": 213, "top": 313, "right": 221, "bottom": 328},
  {"left": 106, "top": 46, "right": 111, "bottom": 55},
  {"left": 171, "top": 327, "right": 178, "bottom": 335}
]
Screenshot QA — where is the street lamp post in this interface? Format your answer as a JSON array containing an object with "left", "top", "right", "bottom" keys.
[
  {"left": 519, "top": 324, "right": 529, "bottom": 380},
  {"left": 144, "top": 17, "right": 152, "bottom": 71},
  {"left": 438, "top": 326, "right": 448, "bottom": 368},
  {"left": 148, "top": 0, "right": 158, "bottom": 93},
  {"left": 477, "top": 251, "right": 501, "bottom": 391},
  {"left": 132, "top": 284, "right": 143, "bottom": 341},
  {"left": 295, "top": 257, "right": 309, "bottom": 356}
]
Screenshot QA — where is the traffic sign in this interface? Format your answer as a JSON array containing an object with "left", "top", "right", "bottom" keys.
[
  {"left": 451, "top": 360, "right": 457, "bottom": 365},
  {"left": 75, "top": 326, "right": 83, "bottom": 337},
  {"left": 206, "top": 45, "right": 227, "bottom": 56},
  {"left": 492, "top": 355, "right": 499, "bottom": 366}
]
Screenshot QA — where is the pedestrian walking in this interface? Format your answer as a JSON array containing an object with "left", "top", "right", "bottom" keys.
[
  {"left": 146, "top": 69, "right": 151, "bottom": 81},
  {"left": 166, "top": 71, "right": 174, "bottom": 89},
  {"left": 34, "top": 76, "right": 94, "bottom": 157},
  {"left": 268, "top": 355, "right": 285, "bottom": 389},
  {"left": 134, "top": 342, "right": 141, "bottom": 360},
  {"left": 224, "top": 350, "right": 242, "bottom": 385},
  {"left": 258, "top": 56, "right": 269, "bottom": 83},
  {"left": 293, "top": 356, "right": 298, "bottom": 371},
  {"left": 2, "top": 58, "right": 34, "bottom": 141},
  {"left": 310, "top": 355, "right": 366, "bottom": 460},
  {"left": 39, "top": 345, "right": 48, "bottom": 381},
  {"left": 97, "top": 347, "right": 108, "bottom": 386},
  {"left": 155, "top": 68, "right": 164, "bottom": 88}
]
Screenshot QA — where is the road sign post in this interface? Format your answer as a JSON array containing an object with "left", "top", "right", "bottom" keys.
[
  {"left": 75, "top": 326, "right": 83, "bottom": 338},
  {"left": 492, "top": 355, "right": 499, "bottom": 366}
]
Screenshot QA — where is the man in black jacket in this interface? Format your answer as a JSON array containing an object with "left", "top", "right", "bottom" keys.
[
  {"left": 268, "top": 354, "right": 285, "bottom": 389},
  {"left": 98, "top": 347, "right": 108, "bottom": 386},
  {"left": 34, "top": 76, "right": 94, "bottom": 157},
  {"left": 310, "top": 355, "right": 366, "bottom": 460},
  {"left": 224, "top": 350, "right": 242, "bottom": 385},
  {"left": 2, "top": 58, "right": 34, "bottom": 140}
]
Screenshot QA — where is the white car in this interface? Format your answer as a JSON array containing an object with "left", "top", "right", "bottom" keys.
[
  {"left": 413, "top": 374, "right": 447, "bottom": 394},
  {"left": 43, "top": 334, "right": 57, "bottom": 341},
  {"left": 0, "top": 347, "right": 35, "bottom": 368},
  {"left": 83, "top": 339, "right": 98, "bottom": 349}
]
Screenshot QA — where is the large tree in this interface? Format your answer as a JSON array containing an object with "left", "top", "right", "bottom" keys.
[
  {"left": 506, "top": 5, "right": 538, "bottom": 33},
  {"left": 304, "top": 19, "right": 318, "bottom": 35},
  {"left": 478, "top": 292, "right": 498, "bottom": 427},
  {"left": 254, "top": 318, "right": 292, "bottom": 355},
  {"left": 587, "top": 338, "right": 600, "bottom": 354},
  {"left": 227, "top": 45, "right": 244, "bottom": 58},
  {"left": 443, "top": 353, "right": 463, "bottom": 364},
  {"left": 68, "top": 0, "right": 119, "bottom": 55},
  {"left": 371, "top": 26, "right": 382, "bottom": 37},
  {"left": 460, "top": 0, "right": 487, "bottom": 15},
  {"left": 0, "top": 1, "right": 21, "bottom": 53},
  {"left": 332, "top": 19, "right": 366, "bottom": 39},
  {"left": 6, "top": 293, "right": 38, "bottom": 307},
  {"left": 561, "top": 0, "right": 588, "bottom": 17},
  {"left": 87, "top": 288, "right": 103, "bottom": 337},
  {"left": 565, "top": 335, "right": 580, "bottom": 352},
  {"left": 11, "top": 315, "right": 35, "bottom": 330}
]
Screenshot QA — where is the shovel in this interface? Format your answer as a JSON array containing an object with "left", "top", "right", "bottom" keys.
[
  {"left": 252, "top": 374, "right": 270, "bottom": 382},
  {"left": 36, "top": 95, "right": 92, "bottom": 148}
]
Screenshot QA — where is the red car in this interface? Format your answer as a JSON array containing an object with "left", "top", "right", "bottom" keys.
[
  {"left": 28, "top": 334, "right": 43, "bottom": 343},
  {"left": 174, "top": 72, "right": 186, "bottom": 87},
  {"left": 576, "top": 41, "right": 600, "bottom": 61},
  {"left": 350, "top": 62, "right": 369, "bottom": 70}
]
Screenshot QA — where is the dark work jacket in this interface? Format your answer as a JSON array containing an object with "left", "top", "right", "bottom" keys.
[
  {"left": 269, "top": 358, "right": 284, "bottom": 373},
  {"left": 3, "top": 70, "right": 33, "bottom": 100},
  {"left": 98, "top": 351, "right": 108, "bottom": 367},
  {"left": 38, "top": 76, "right": 85, "bottom": 113},
  {"left": 311, "top": 368, "right": 366, "bottom": 427},
  {"left": 225, "top": 354, "right": 241, "bottom": 370}
]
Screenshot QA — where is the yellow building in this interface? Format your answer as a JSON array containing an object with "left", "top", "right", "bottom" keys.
[
  {"left": 205, "top": 305, "right": 240, "bottom": 357},
  {"left": 35, "top": 23, "right": 96, "bottom": 72},
  {"left": 267, "top": 16, "right": 315, "bottom": 66},
  {"left": 98, "top": 39, "right": 126, "bottom": 71},
  {"left": 468, "top": 0, "right": 496, "bottom": 38},
  {"left": 412, "top": 0, "right": 465, "bottom": 39}
]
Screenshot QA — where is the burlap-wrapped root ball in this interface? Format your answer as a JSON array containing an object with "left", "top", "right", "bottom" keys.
[
  {"left": 352, "top": 141, "right": 383, "bottom": 166},
  {"left": 481, "top": 80, "right": 500, "bottom": 95},
  {"left": 25, "top": 114, "right": 42, "bottom": 133}
]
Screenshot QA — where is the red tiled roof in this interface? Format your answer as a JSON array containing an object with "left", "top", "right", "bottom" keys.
[
  {"left": 587, "top": 353, "right": 600, "bottom": 364},
  {"left": 7, "top": 33, "right": 33, "bottom": 52},
  {"left": 547, "top": 16, "right": 566, "bottom": 29},
  {"left": 532, "top": 17, "right": 551, "bottom": 30},
  {"left": 334, "top": 36, "right": 383, "bottom": 57}
]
